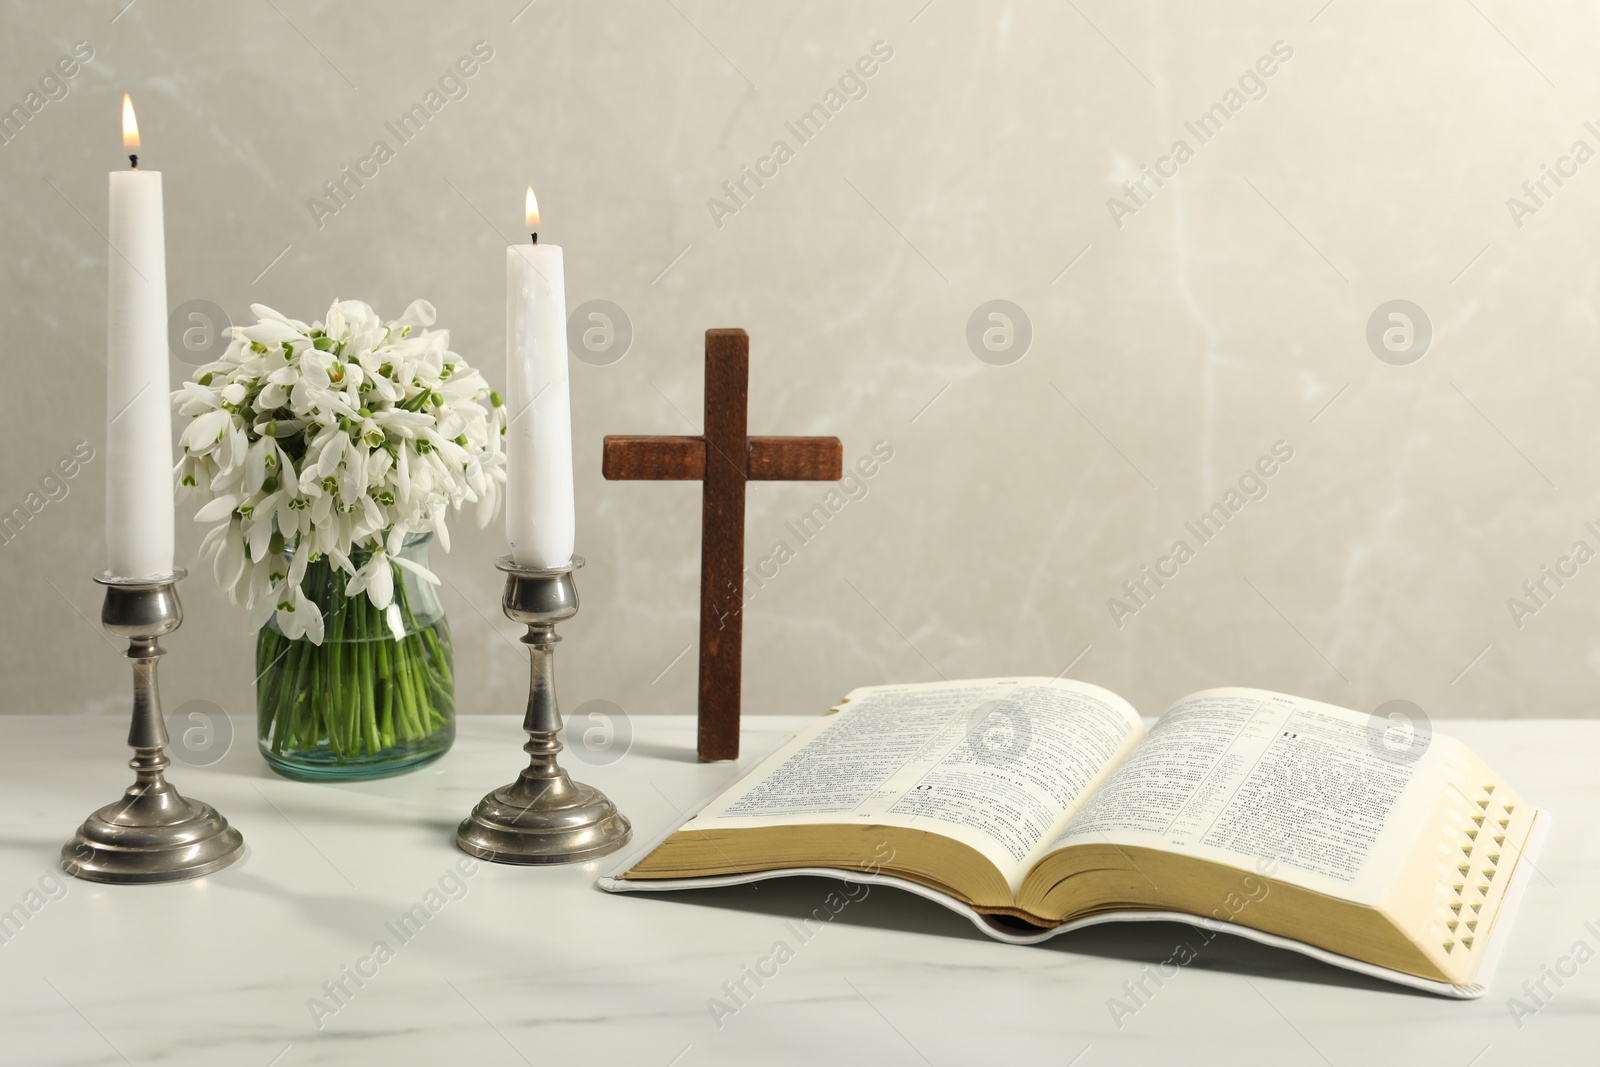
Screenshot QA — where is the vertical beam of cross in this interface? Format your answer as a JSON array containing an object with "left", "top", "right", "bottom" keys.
[{"left": 602, "top": 329, "right": 843, "bottom": 759}]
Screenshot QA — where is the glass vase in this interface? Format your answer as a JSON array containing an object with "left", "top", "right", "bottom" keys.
[{"left": 256, "top": 533, "right": 455, "bottom": 780}]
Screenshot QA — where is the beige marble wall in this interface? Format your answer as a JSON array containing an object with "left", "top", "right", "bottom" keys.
[{"left": 3, "top": 0, "right": 1597, "bottom": 734}]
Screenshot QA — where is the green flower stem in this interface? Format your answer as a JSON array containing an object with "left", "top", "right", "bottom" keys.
[
  {"left": 326, "top": 569, "right": 345, "bottom": 757},
  {"left": 362, "top": 634, "right": 380, "bottom": 756},
  {"left": 397, "top": 635, "right": 423, "bottom": 738},
  {"left": 379, "top": 639, "right": 396, "bottom": 747},
  {"left": 398, "top": 578, "right": 454, "bottom": 692},
  {"left": 341, "top": 607, "right": 358, "bottom": 755},
  {"left": 283, "top": 625, "right": 313, "bottom": 756},
  {"left": 256, "top": 551, "right": 453, "bottom": 765},
  {"left": 395, "top": 579, "right": 454, "bottom": 732},
  {"left": 255, "top": 629, "right": 278, "bottom": 736}
]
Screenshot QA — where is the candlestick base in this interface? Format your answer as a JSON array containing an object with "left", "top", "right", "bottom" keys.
[
  {"left": 455, "top": 557, "right": 632, "bottom": 865},
  {"left": 63, "top": 791, "right": 245, "bottom": 884},
  {"left": 456, "top": 777, "right": 632, "bottom": 865},
  {"left": 61, "top": 572, "right": 245, "bottom": 884}
]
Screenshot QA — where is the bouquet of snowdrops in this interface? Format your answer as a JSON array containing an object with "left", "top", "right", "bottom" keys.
[{"left": 174, "top": 298, "right": 504, "bottom": 769}]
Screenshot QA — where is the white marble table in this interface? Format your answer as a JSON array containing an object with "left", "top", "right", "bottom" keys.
[{"left": 1, "top": 714, "right": 1594, "bottom": 1066}]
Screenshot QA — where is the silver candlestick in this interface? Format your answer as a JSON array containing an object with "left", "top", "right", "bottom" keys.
[
  {"left": 61, "top": 570, "right": 245, "bottom": 883},
  {"left": 456, "top": 556, "right": 631, "bottom": 864}
]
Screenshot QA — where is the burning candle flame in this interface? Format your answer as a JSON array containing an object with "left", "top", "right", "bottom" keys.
[
  {"left": 525, "top": 185, "right": 540, "bottom": 230},
  {"left": 122, "top": 93, "right": 140, "bottom": 151}
]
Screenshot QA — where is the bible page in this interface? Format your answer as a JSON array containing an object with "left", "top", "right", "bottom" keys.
[
  {"left": 1048, "top": 687, "right": 1460, "bottom": 903},
  {"left": 684, "top": 677, "right": 1145, "bottom": 890}
]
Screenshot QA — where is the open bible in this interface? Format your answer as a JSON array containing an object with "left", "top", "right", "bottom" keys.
[{"left": 600, "top": 680, "right": 1547, "bottom": 997}]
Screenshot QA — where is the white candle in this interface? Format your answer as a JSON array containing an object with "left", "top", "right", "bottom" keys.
[
  {"left": 106, "top": 94, "right": 175, "bottom": 579},
  {"left": 505, "top": 186, "right": 575, "bottom": 568}
]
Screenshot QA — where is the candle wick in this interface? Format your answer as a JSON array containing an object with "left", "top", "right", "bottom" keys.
[
  {"left": 529, "top": 232, "right": 538, "bottom": 245},
  {"left": 129, "top": 153, "right": 138, "bottom": 169}
]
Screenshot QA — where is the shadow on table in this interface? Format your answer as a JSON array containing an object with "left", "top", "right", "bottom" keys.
[
  {"left": 615, "top": 875, "right": 1434, "bottom": 996},
  {"left": 621, "top": 739, "right": 704, "bottom": 764}
]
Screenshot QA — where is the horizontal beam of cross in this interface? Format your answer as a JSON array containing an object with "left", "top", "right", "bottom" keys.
[{"left": 602, "top": 435, "right": 842, "bottom": 481}]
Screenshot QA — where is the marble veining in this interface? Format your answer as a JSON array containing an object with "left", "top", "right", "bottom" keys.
[{"left": 0, "top": 715, "right": 1593, "bottom": 1065}]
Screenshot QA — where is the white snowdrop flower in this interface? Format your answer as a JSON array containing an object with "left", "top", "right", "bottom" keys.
[
  {"left": 275, "top": 583, "right": 324, "bottom": 643},
  {"left": 173, "top": 298, "right": 505, "bottom": 645}
]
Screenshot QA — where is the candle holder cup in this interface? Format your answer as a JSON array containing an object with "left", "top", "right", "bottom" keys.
[
  {"left": 61, "top": 570, "right": 245, "bottom": 883},
  {"left": 456, "top": 555, "right": 632, "bottom": 864}
]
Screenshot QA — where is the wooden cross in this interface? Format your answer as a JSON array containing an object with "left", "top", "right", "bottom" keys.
[{"left": 602, "top": 329, "right": 842, "bottom": 761}]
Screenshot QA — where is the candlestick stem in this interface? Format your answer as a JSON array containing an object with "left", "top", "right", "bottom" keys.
[
  {"left": 127, "top": 635, "right": 172, "bottom": 784},
  {"left": 61, "top": 570, "right": 244, "bottom": 883},
  {"left": 456, "top": 556, "right": 631, "bottom": 864}
]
